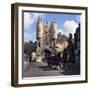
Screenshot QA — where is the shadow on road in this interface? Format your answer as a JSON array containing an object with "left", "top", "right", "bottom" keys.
[
  {"left": 38, "top": 66, "right": 58, "bottom": 71},
  {"left": 38, "top": 63, "right": 80, "bottom": 75},
  {"left": 60, "top": 63, "right": 80, "bottom": 75}
]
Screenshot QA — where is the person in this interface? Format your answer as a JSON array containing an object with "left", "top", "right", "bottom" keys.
[
  {"left": 31, "top": 52, "right": 36, "bottom": 61},
  {"left": 56, "top": 52, "right": 63, "bottom": 69}
]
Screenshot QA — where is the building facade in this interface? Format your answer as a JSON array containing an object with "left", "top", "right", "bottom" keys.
[
  {"left": 74, "top": 24, "right": 80, "bottom": 63},
  {"left": 36, "top": 17, "right": 68, "bottom": 60}
]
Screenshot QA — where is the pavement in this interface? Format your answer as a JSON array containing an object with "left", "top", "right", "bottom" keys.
[{"left": 24, "top": 61, "right": 80, "bottom": 77}]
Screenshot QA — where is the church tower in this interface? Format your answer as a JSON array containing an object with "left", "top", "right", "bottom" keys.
[
  {"left": 49, "top": 19, "right": 57, "bottom": 53},
  {"left": 43, "top": 20, "right": 49, "bottom": 49},
  {"left": 36, "top": 17, "right": 44, "bottom": 55}
]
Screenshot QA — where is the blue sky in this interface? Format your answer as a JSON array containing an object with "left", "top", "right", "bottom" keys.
[{"left": 24, "top": 12, "right": 80, "bottom": 42}]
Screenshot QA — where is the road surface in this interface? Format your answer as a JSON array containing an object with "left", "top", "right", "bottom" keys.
[{"left": 24, "top": 61, "right": 80, "bottom": 77}]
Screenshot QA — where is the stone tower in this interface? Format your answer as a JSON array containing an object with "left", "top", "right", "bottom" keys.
[
  {"left": 36, "top": 17, "right": 44, "bottom": 55},
  {"left": 49, "top": 19, "right": 57, "bottom": 53},
  {"left": 43, "top": 21, "right": 49, "bottom": 49}
]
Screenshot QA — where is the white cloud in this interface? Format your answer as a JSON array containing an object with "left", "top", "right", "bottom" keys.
[
  {"left": 24, "top": 13, "right": 45, "bottom": 30},
  {"left": 58, "top": 20, "right": 78, "bottom": 37},
  {"left": 58, "top": 28, "right": 63, "bottom": 32},
  {"left": 24, "top": 31, "right": 36, "bottom": 42},
  {"left": 58, "top": 28, "right": 64, "bottom": 35},
  {"left": 58, "top": 28, "right": 69, "bottom": 37},
  {"left": 24, "top": 32, "right": 32, "bottom": 42},
  {"left": 58, "top": 28, "right": 64, "bottom": 34},
  {"left": 57, "top": 20, "right": 79, "bottom": 37}
]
